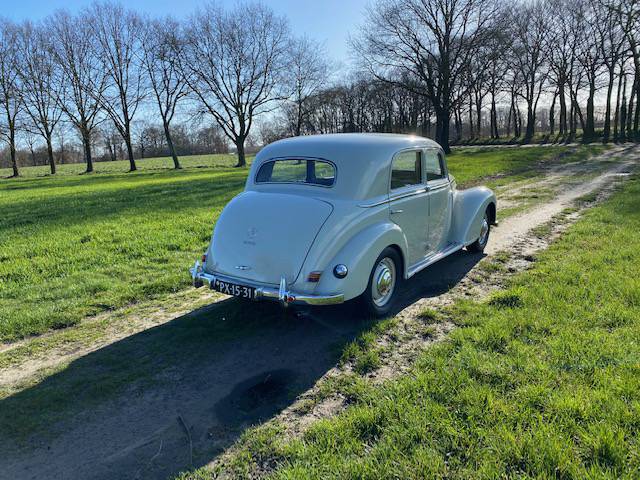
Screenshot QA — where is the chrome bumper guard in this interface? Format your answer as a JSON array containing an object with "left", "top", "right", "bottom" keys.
[{"left": 190, "top": 260, "right": 344, "bottom": 306}]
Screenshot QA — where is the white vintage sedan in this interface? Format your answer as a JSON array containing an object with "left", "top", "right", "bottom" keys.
[{"left": 191, "top": 134, "right": 496, "bottom": 316}]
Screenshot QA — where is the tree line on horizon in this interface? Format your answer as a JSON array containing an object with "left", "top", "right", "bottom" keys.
[{"left": 0, "top": 0, "right": 638, "bottom": 177}]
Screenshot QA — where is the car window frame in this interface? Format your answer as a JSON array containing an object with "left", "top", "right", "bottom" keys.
[
  {"left": 423, "top": 148, "right": 449, "bottom": 184},
  {"left": 254, "top": 156, "right": 337, "bottom": 188},
  {"left": 388, "top": 148, "right": 426, "bottom": 194}
]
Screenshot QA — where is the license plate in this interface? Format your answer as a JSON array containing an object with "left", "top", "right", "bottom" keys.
[{"left": 213, "top": 279, "right": 255, "bottom": 299}]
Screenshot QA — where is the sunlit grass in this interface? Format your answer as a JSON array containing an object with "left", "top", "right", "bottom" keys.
[
  {"left": 0, "top": 153, "right": 246, "bottom": 178},
  {"left": 0, "top": 146, "right": 605, "bottom": 341},
  {"left": 0, "top": 156, "right": 249, "bottom": 341},
  {"left": 181, "top": 176, "right": 640, "bottom": 479}
]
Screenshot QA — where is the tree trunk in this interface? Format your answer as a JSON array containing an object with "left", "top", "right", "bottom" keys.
[
  {"left": 490, "top": 92, "right": 498, "bottom": 139},
  {"left": 9, "top": 129, "right": 18, "bottom": 177},
  {"left": 549, "top": 90, "right": 557, "bottom": 136},
  {"left": 634, "top": 75, "right": 640, "bottom": 138},
  {"left": 454, "top": 106, "right": 462, "bottom": 142},
  {"left": 475, "top": 96, "right": 482, "bottom": 138},
  {"left": 584, "top": 80, "right": 596, "bottom": 142},
  {"left": 124, "top": 123, "right": 137, "bottom": 171},
  {"left": 627, "top": 76, "right": 636, "bottom": 140},
  {"left": 46, "top": 136, "right": 56, "bottom": 175},
  {"left": 434, "top": 109, "right": 451, "bottom": 153},
  {"left": 126, "top": 139, "right": 136, "bottom": 172},
  {"left": 235, "top": 137, "right": 247, "bottom": 167},
  {"left": 163, "top": 121, "right": 181, "bottom": 169},
  {"left": 524, "top": 103, "right": 535, "bottom": 143},
  {"left": 83, "top": 130, "right": 94, "bottom": 173},
  {"left": 468, "top": 96, "right": 474, "bottom": 140},
  {"left": 569, "top": 97, "right": 576, "bottom": 142},
  {"left": 620, "top": 73, "right": 628, "bottom": 140},
  {"left": 614, "top": 67, "right": 623, "bottom": 142},
  {"left": 559, "top": 84, "right": 567, "bottom": 136},
  {"left": 603, "top": 69, "right": 615, "bottom": 144}
]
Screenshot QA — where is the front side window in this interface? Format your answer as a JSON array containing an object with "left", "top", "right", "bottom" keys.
[
  {"left": 424, "top": 150, "right": 446, "bottom": 181},
  {"left": 391, "top": 150, "right": 422, "bottom": 190},
  {"left": 256, "top": 159, "right": 336, "bottom": 186}
]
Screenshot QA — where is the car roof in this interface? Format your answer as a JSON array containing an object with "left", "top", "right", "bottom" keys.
[
  {"left": 264, "top": 133, "right": 439, "bottom": 155},
  {"left": 248, "top": 133, "right": 442, "bottom": 201}
]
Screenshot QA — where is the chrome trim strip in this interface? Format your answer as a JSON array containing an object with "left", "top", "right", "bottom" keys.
[
  {"left": 358, "top": 198, "right": 389, "bottom": 208},
  {"left": 189, "top": 261, "right": 345, "bottom": 306},
  {"left": 406, "top": 242, "right": 464, "bottom": 278},
  {"left": 426, "top": 182, "right": 450, "bottom": 192},
  {"left": 358, "top": 187, "right": 428, "bottom": 208},
  {"left": 390, "top": 187, "right": 427, "bottom": 201}
]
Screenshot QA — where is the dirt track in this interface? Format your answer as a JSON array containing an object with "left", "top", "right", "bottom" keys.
[{"left": 0, "top": 145, "right": 637, "bottom": 480}]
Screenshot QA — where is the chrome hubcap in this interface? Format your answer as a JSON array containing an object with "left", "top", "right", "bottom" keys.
[
  {"left": 372, "top": 257, "right": 396, "bottom": 307},
  {"left": 479, "top": 215, "right": 490, "bottom": 246}
]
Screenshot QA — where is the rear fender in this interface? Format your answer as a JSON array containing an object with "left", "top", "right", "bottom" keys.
[
  {"left": 450, "top": 187, "right": 497, "bottom": 246},
  {"left": 314, "top": 222, "right": 407, "bottom": 302}
]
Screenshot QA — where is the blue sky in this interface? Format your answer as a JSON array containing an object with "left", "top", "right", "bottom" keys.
[{"left": 2, "top": 0, "right": 370, "bottom": 65}]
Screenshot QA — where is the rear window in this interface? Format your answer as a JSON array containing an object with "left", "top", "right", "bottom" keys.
[{"left": 256, "top": 159, "right": 336, "bottom": 186}]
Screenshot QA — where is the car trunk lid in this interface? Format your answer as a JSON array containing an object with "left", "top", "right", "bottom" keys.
[{"left": 208, "top": 191, "right": 333, "bottom": 285}]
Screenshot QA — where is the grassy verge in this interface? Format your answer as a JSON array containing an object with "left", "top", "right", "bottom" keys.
[
  {"left": 447, "top": 144, "right": 607, "bottom": 188},
  {"left": 183, "top": 176, "right": 640, "bottom": 479},
  {"left": 0, "top": 153, "right": 247, "bottom": 178},
  {"left": 0, "top": 158, "right": 249, "bottom": 341},
  {"left": 0, "top": 146, "right": 605, "bottom": 341}
]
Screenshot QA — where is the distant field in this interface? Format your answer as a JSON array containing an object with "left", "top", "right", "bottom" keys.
[
  {"left": 0, "top": 153, "right": 247, "bottom": 179},
  {"left": 0, "top": 146, "right": 604, "bottom": 341}
]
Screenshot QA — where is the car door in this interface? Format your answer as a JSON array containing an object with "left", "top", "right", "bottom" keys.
[
  {"left": 388, "top": 149, "right": 429, "bottom": 267},
  {"left": 424, "top": 149, "right": 453, "bottom": 255}
]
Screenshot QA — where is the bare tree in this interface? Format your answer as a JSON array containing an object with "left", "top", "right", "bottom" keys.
[
  {"left": 354, "top": 0, "right": 498, "bottom": 152},
  {"left": 182, "top": 2, "right": 290, "bottom": 167},
  {"left": 90, "top": 2, "right": 146, "bottom": 171},
  {"left": 595, "top": 1, "right": 626, "bottom": 142},
  {"left": 141, "top": 17, "right": 188, "bottom": 169},
  {"left": 0, "top": 20, "right": 21, "bottom": 177},
  {"left": 618, "top": 0, "right": 640, "bottom": 140},
  {"left": 49, "top": 10, "right": 107, "bottom": 173},
  {"left": 545, "top": 0, "right": 576, "bottom": 137},
  {"left": 572, "top": 1, "right": 604, "bottom": 142},
  {"left": 508, "top": 1, "right": 548, "bottom": 142},
  {"left": 16, "top": 21, "right": 63, "bottom": 174},
  {"left": 286, "top": 36, "right": 329, "bottom": 136}
]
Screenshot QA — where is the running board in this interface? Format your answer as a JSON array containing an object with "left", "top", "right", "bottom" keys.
[{"left": 406, "top": 242, "right": 465, "bottom": 278}]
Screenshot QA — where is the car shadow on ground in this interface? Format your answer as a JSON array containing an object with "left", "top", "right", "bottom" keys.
[{"left": 0, "top": 249, "right": 482, "bottom": 480}]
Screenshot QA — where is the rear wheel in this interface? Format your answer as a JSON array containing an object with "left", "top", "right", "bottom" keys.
[
  {"left": 361, "top": 247, "right": 402, "bottom": 317},
  {"left": 467, "top": 209, "right": 491, "bottom": 253}
]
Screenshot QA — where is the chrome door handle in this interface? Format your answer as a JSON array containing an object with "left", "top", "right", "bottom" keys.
[{"left": 390, "top": 209, "right": 404, "bottom": 214}]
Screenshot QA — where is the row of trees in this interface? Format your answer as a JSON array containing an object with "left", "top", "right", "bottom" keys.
[
  {"left": 298, "top": 0, "right": 639, "bottom": 153},
  {"left": 0, "top": 1, "right": 329, "bottom": 176},
  {"left": 1, "top": 0, "right": 639, "bottom": 176}
]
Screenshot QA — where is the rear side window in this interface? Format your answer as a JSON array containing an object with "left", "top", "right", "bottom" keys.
[
  {"left": 256, "top": 159, "right": 335, "bottom": 186},
  {"left": 391, "top": 151, "right": 422, "bottom": 190},
  {"left": 425, "top": 151, "right": 446, "bottom": 181}
]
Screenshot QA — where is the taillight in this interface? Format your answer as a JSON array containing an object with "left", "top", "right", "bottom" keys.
[{"left": 307, "top": 271, "right": 322, "bottom": 282}]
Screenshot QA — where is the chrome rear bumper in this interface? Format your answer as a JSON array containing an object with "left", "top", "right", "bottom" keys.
[{"left": 189, "top": 260, "right": 344, "bottom": 306}]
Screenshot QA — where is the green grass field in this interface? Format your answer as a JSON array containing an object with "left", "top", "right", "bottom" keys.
[
  {"left": 0, "top": 153, "right": 244, "bottom": 178},
  {"left": 0, "top": 146, "right": 603, "bottom": 342},
  {"left": 181, "top": 175, "right": 640, "bottom": 480}
]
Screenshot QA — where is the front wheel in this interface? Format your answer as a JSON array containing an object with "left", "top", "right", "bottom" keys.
[
  {"left": 360, "top": 247, "right": 402, "bottom": 317},
  {"left": 467, "top": 210, "right": 491, "bottom": 253}
]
